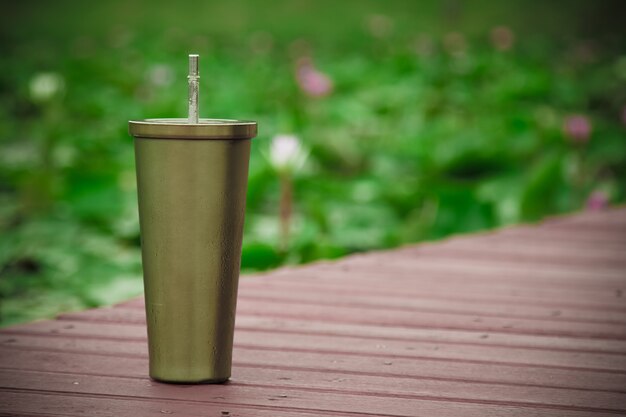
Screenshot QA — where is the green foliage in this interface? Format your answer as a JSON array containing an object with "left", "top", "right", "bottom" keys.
[{"left": 1, "top": 0, "right": 625, "bottom": 326}]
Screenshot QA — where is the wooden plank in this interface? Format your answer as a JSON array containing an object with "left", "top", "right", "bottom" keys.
[
  {"left": 232, "top": 298, "right": 626, "bottom": 340},
  {"left": 240, "top": 276, "right": 626, "bottom": 321},
  {"left": 252, "top": 290, "right": 623, "bottom": 324},
  {"left": 243, "top": 271, "right": 626, "bottom": 311},
  {"left": 233, "top": 316, "right": 626, "bottom": 354},
  {"left": 0, "top": 369, "right": 623, "bottom": 417},
  {"left": 460, "top": 231, "right": 626, "bottom": 253},
  {"left": 3, "top": 332, "right": 626, "bottom": 393},
  {"left": 120, "top": 291, "right": 626, "bottom": 335},
  {"left": 1, "top": 350, "right": 625, "bottom": 412},
  {"left": 235, "top": 287, "right": 626, "bottom": 325},
  {"left": 121, "top": 272, "right": 624, "bottom": 326},
  {"left": 333, "top": 255, "right": 626, "bottom": 287},
  {"left": 3, "top": 322, "right": 625, "bottom": 372},
  {"left": 0, "top": 208, "right": 624, "bottom": 417},
  {"left": 57, "top": 301, "right": 626, "bottom": 340},
  {"left": 285, "top": 259, "right": 625, "bottom": 291},
  {"left": 388, "top": 247, "right": 626, "bottom": 271},
  {"left": 407, "top": 239, "right": 626, "bottom": 268},
  {"left": 494, "top": 227, "right": 626, "bottom": 245},
  {"left": 256, "top": 270, "right": 626, "bottom": 313},
  {"left": 0, "top": 390, "right": 353, "bottom": 417},
  {"left": 374, "top": 260, "right": 625, "bottom": 289},
  {"left": 389, "top": 243, "right": 626, "bottom": 271},
  {"left": 9, "top": 315, "right": 626, "bottom": 355},
  {"left": 487, "top": 225, "right": 625, "bottom": 243}
]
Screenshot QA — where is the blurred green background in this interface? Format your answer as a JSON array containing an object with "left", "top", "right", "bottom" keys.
[{"left": 1, "top": 0, "right": 625, "bottom": 326}]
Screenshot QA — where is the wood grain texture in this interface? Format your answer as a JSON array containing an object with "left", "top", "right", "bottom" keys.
[{"left": 1, "top": 207, "right": 625, "bottom": 416}]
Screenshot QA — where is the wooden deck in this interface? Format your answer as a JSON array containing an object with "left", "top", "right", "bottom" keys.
[{"left": 1, "top": 208, "right": 625, "bottom": 416}]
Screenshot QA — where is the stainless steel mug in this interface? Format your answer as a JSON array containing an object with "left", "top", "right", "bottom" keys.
[{"left": 129, "top": 118, "right": 257, "bottom": 383}]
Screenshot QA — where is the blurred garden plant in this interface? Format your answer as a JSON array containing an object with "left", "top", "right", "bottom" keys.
[
  {"left": 0, "top": 0, "right": 625, "bottom": 326},
  {"left": 267, "top": 134, "right": 308, "bottom": 250}
]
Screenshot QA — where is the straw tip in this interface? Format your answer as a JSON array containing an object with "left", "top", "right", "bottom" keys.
[
  {"left": 188, "top": 54, "right": 199, "bottom": 76},
  {"left": 188, "top": 54, "right": 200, "bottom": 123}
]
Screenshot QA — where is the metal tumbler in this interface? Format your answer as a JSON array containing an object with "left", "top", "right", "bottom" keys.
[{"left": 128, "top": 55, "right": 257, "bottom": 383}]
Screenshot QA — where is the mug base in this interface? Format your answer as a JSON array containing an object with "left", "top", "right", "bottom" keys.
[{"left": 150, "top": 375, "right": 230, "bottom": 385}]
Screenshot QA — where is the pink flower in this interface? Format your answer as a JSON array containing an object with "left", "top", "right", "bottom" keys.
[
  {"left": 295, "top": 58, "right": 333, "bottom": 98},
  {"left": 563, "top": 114, "right": 592, "bottom": 143},
  {"left": 490, "top": 26, "right": 515, "bottom": 51},
  {"left": 586, "top": 190, "right": 609, "bottom": 211}
]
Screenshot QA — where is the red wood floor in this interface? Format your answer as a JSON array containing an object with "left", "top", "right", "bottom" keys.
[{"left": 1, "top": 208, "right": 625, "bottom": 416}]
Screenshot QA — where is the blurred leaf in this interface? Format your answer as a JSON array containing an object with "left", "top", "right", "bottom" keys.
[
  {"left": 241, "top": 242, "right": 283, "bottom": 270},
  {"left": 520, "top": 152, "right": 570, "bottom": 220}
]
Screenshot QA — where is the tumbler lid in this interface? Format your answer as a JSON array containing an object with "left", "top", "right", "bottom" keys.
[
  {"left": 129, "top": 55, "right": 257, "bottom": 140},
  {"left": 129, "top": 118, "right": 257, "bottom": 140}
]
